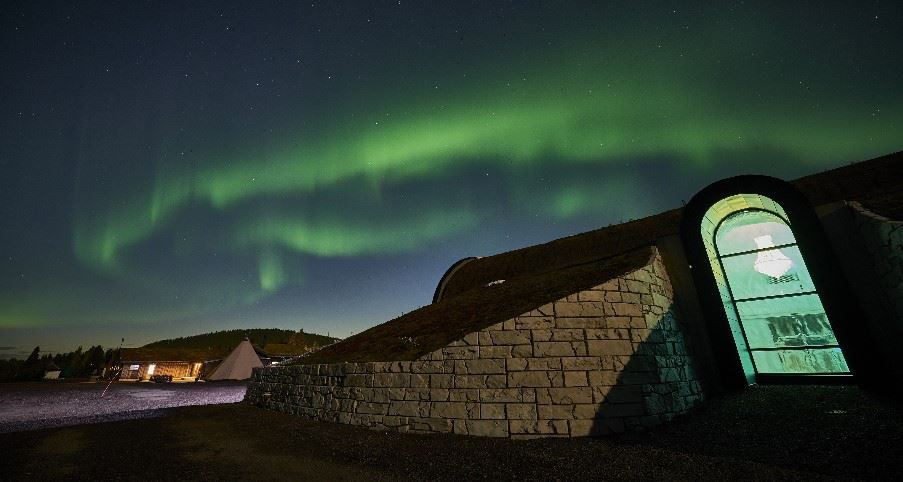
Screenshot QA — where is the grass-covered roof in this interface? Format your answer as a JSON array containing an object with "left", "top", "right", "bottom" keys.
[{"left": 299, "top": 150, "right": 902, "bottom": 365}]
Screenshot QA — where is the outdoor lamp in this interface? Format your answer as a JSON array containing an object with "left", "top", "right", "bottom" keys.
[{"left": 753, "top": 234, "right": 793, "bottom": 278}]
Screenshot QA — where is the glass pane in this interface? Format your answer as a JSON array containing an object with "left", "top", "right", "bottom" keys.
[
  {"left": 738, "top": 310, "right": 838, "bottom": 349},
  {"left": 751, "top": 348, "right": 849, "bottom": 374},
  {"left": 716, "top": 210, "right": 794, "bottom": 256},
  {"left": 720, "top": 246, "right": 816, "bottom": 300}
]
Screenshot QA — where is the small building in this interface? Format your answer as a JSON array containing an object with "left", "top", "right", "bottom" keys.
[
  {"left": 118, "top": 347, "right": 220, "bottom": 381},
  {"left": 42, "top": 362, "right": 61, "bottom": 380},
  {"left": 247, "top": 150, "right": 903, "bottom": 438}
]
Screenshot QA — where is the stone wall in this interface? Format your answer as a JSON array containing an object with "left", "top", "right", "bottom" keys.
[
  {"left": 845, "top": 203, "right": 903, "bottom": 329},
  {"left": 245, "top": 248, "right": 706, "bottom": 438},
  {"left": 821, "top": 201, "right": 903, "bottom": 383}
]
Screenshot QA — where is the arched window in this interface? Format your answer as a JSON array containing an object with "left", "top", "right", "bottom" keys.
[{"left": 702, "top": 193, "right": 848, "bottom": 379}]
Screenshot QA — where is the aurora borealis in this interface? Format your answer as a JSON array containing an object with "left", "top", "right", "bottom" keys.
[{"left": 1, "top": 2, "right": 901, "bottom": 356}]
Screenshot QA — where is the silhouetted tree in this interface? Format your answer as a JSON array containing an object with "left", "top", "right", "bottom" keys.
[{"left": 16, "top": 346, "right": 44, "bottom": 381}]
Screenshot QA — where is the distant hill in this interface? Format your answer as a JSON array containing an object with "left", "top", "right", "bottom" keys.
[{"left": 143, "top": 328, "right": 340, "bottom": 356}]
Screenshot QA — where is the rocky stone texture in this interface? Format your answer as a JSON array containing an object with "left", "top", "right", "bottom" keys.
[
  {"left": 245, "top": 248, "right": 706, "bottom": 438},
  {"left": 823, "top": 202, "right": 903, "bottom": 382},
  {"left": 845, "top": 203, "right": 903, "bottom": 328}
]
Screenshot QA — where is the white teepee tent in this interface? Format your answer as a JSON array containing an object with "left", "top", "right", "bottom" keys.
[{"left": 206, "top": 337, "right": 264, "bottom": 380}]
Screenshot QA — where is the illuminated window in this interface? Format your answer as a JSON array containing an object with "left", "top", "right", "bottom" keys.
[{"left": 703, "top": 194, "right": 848, "bottom": 377}]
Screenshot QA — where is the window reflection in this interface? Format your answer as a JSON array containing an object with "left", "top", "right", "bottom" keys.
[{"left": 709, "top": 204, "right": 849, "bottom": 376}]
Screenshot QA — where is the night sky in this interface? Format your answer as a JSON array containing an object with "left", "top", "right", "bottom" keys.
[{"left": 1, "top": 1, "right": 900, "bottom": 357}]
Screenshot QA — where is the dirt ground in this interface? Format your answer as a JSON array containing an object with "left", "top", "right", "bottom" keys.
[{"left": 0, "top": 385, "right": 900, "bottom": 481}]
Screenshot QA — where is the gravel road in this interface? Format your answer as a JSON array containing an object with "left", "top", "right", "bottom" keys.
[{"left": 0, "top": 381, "right": 246, "bottom": 433}]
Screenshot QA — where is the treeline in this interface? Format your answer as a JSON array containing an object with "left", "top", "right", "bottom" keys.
[
  {"left": 143, "top": 328, "right": 339, "bottom": 351},
  {"left": 0, "top": 345, "right": 120, "bottom": 382}
]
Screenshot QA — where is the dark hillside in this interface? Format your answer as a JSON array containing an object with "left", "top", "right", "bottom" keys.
[{"left": 143, "top": 328, "right": 339, "bottom": 355}]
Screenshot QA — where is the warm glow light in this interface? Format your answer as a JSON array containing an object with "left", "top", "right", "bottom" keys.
[{"left": 753, "top": 235, "right": 793, "bottom": 278}]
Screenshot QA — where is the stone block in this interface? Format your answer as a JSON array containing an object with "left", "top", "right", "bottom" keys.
[
  {"left": 452, "top": 419, "right": 468, "bottom": 435},
  {"left": 442, "top": 346, "right": 479, "bottom": 360},
  {"left": 387, "top": 361, "right": 412, "bottom": 373},
  {"left": 370, "top": 362, "right": 391, "bottom": 373},
  {"left": 480, "top": 403, "right": 506, "bottom": 420},
  {"left": 387, "top": 388, "right": 406, "bottom": 400},
  {"left": 511, "top": 345, "right": 534, "bottom": 357},
  {"left": 573, "top": 403, "right": 601, "bottom": 419},
  {"left": 410, "top": 418, "right": 453, "bottom": 433},
  {"left": 430, "top": 374, "right": 453, "bottom": 388},
  {"left": 564, "top": 371, "right": 588, "bottom": 387},
  {"left": 505, "top": 403, "right": 537, "bottom": 419},
  {"left": 465, "top": 359, "right": 506, "bottom": 374},
  {"left": 621, "top": 292, "right": 642, "bottom": 304},
  {"left": 555, "top": 317, "right": 604, "bottom": 329},
  {"left": 339, "top": 399, "right": 357, "bottom": 412},
  {"left": 536, "top": 387, "right": 594, "bottom": 404},
  {"left": 576, "top": 290, "right": 604, "bottom": 302},
  {"left": 550, "top": 329, "right": 585, "bottom": 341},
  {"left": 454, "top": 375, "right": 487, "bottom": 389},
  {"left": 534, "top": 341, "right": 577, "bottom": 357},
  {"left": 531, "top": 329, "right": 553, "bottom": 342},
  {"left": 520, "top": 303, "right": 554, "bottom": 317},
  {"left": 652, "top": 293, "right": 671, "bottom": 308},
  {"left": 585, "top": 328, "right": 629, "bottom": 340},
  {"left": 508, "top": 371, "right": 553, "bottom": 387},
  {"left": 388, "top": 400, "right": 430, "bottom": 417},
  {"left": 410, "top": 361, "right": 449, "bottom": 374},
  {"left": 410, "top": 374, "right": 430, "bottom": 388},
  {"left": 485, "top": 375, "right": 507, "bottom": 388},
  {"left": 489, "top": 330, "right": 530, "bottom": 345},
  {"left": 462, "top": 332, "right": 480, "bottom": 345},
  {"left": 480, "top": 388, "right": 536, "bottom": 403},
  {"left": 480, "top": 346, "right": 513, "bottom": 358},
  {"left": 449, "top": 389, "right": 481, "bottom": 402},
  {"left": 560, "top": 357, "right": 603, "bottom": 370},
  {"left": 524, "top": 358, "right": 562, "bottom": 371},
  {"left": 506, "top": 358, "right": 528, "bottom": 371},
  {"left": 372, "top": 373, "right": 410, "bottom": 388},
  {"left": 429, "top": 388, "right": 450, "bottom": 401},
  {"left": 538, "top": 404, "right": 577, "bottom": 419},
  {"left": 356, "top": 402, "right": 388, "bottom": 415},
  {"left": 344, "top": 374, "right": 372, "bottom": 387},
  {"left": 587, "top": 340, "right": 634, "bottom": 356},
  {"left": 515, "top": 317, "right": 555, "bottom": 330},
  {"left": 602, "top": 316, "right": 631, "bottom": 329},
  {"left": 569, "top": 419, "right": 598, "bottom": 437},
  {"left": 509, "top": 420, "right": 569, "bottom": 435},
  {"left": 625, "top": 279, "right": 651, "bottom": 294},
  {"left": 596, "top": 279, "right": 620, "bottom": 291},
  {"left": 611, "top": 302, "right": 643, "bottom": 317},
  {"left": 431, "top": 402, "right": 478, "bottom": 419},
  {"left": 555, "top": 301, "right": 606, "bottom": 317},
  {"left": 403, "top": 388, "right": 431, "bottom": 401},
  {"left": 465, "top": 420, "right": 508, "bottom": 437},
  {"left": 361, "top": 388, "right": 391, "bottom": 404},
  {"left": 587, "top": 370, "right": 620, "bottom": 386}
]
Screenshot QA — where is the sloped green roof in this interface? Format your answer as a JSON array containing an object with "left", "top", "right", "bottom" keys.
[{"left": 298, "top": 150, "right": 902, "bottom": 365}]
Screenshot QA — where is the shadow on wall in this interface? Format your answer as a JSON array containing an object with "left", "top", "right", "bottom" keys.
[{"left": 589, "top": 305, "right": 705, "bottom": 436}]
